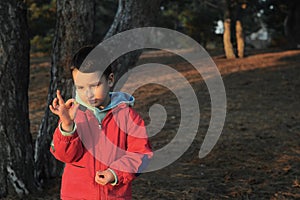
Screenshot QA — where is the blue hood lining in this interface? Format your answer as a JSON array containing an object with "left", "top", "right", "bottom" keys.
[{"left": 75, "top": 91, "right": 135, "bottom": 114}]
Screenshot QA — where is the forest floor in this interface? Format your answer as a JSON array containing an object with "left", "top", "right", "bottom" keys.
[{"left": 11, "top": 48, "right": 300, "bottom": 199}]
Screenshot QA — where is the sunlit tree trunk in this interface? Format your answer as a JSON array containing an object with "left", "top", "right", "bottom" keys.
[
  {"left": 223, "top": 0, "right": 246, "bottom": 59},
  {"left": 223, "top": 0, "right": 236, "bottom": 59},
  {"left": 34, "top": 0, "right": 95, "bottom": 184},
  {"left": 236, "top": 20, "right": 244, "bottom": 58},
  {"left": 223, "top": 19, "right": 236, "bottom": 59},
  {"left": 0, "top": 0, "right": 36, "bottom": 197}
]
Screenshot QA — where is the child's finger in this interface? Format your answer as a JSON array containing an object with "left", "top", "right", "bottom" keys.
[
  {"left": 65, "top": 99, "right": 75, "bottom": 109},
  {"left": 95, "top": 171, "right": 106, "bottom": 185},
  {"left": 95, "top": 175, "right": 103, "bottom": 182},
  {"left": 52, "top": 98, "right": 58, "bottom": 108},
  {"left": 56, "top": 90, "right": 65, "bottom": 105},
  {"left": 96, "top": 171, "right": 104, "bottom": 178},
  {"left": 49, "top": 105, "right": 57, "bottom": 114},
  {"left": 95, "top": 175, "right": 102, "bottom": 184}
]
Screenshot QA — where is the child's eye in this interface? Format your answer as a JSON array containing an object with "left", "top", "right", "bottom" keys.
[
  {"left": 91, "top": 85, "right": 97, "bottom": 88},
  {"left": 92, "top": 82, "right": 101, "bottom": 88},
  {"left": 77, "top": 86, "right": 84, "bottom": 90}
]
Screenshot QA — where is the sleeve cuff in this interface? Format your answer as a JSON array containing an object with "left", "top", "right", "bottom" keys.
[
  {"left": 108, "top": 168, "right": 118, "bottom": 186},
  {"left": 59, "top": 122, "right": 77, "bottom": 136}
]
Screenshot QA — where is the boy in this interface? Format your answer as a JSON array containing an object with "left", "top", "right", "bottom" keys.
[{"left": 49, "top": 46, "right": 152, "bottom": 199}]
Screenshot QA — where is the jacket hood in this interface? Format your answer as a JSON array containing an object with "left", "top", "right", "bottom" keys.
[
  {"left": 105, "top": 92, "right": 135, "bottom": 111},
  {"left": 75, "top": 91, "right": 135, "bottom": 123}
]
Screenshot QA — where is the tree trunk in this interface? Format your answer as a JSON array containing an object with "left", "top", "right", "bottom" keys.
[
  {"left": 284, "top": 0, "right": 300, "bottom": 48},
  {"left": 0, "top": 0, "right": 36, "bottom": 197},
  {"left": 223, "top": 19, "right": 236, "bottom": 59},
  {"left": 223, "top": 0, "right": 236, "bottom": 59},
  {"left": 104, "top": 0, "right": 162, "bottom": 83},
  {"left": 234, "top": 2, "right": 246, "bottom": 58},
  {"left": 236, "top": 20, "right": 244, "bottom": 58},
  {"left": 223, "top": 0, "right": 246, "bottom": 59},
  {"left": 34, "top": 0, "right": 95, "bottom": 184}
]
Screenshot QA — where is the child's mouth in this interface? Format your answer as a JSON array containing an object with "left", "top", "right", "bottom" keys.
[{"left": 88, "top": 99, "right": 97, "bottom": 104}]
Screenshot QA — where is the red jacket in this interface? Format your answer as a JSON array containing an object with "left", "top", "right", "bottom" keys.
[{"left": 50, "top": 103, "right": 152, "bottom": 200}]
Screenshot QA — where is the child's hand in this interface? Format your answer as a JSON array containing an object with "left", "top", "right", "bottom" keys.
[
  {"left": 95, "top": 169, "right": 115, "bottom": 185},
  {"left": 49, "top": 90, "right": 79, "bottom": 132}
]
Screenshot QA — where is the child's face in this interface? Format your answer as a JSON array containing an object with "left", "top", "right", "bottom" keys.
[{"left": 72, "top": 69, "right": 114, "bottom": 109}]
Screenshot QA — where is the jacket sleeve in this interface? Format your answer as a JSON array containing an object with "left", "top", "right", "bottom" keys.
[
  {"left": 50, "top": 123, "right": 84, "bottom": 163},
  {"left": 108, "top": 108, "right": 153, "bottom": 185}
]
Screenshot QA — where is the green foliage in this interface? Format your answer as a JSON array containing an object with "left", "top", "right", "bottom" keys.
[
  {"left": 178, "top": 7, "right": 219, "bottom": 46},
  {"left": 158, "top": 0, "right": 222, "bottom": 48},
  {"left": 30, "top": 34, "right": 53, "bottom": 53},
  {"left": 25, "top": 0, "right": 290, "bottom": 53},
  {"left": 245, "top": 0, "right": 288, "bottom": 48},
  {"left": 27, "top": 0, "right": 56, "bottom": 53},
  {"left": 26, "top": 0, "right": 117, "bottom": 52},
  {"left": 94, "top": 0, "right": 118, "bottom": 43},
  {"left": 257, "top": 0, "right": 287, "bottom": 31}
]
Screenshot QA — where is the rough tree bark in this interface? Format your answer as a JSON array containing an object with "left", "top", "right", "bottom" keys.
[
  {"left": 0, "top": 0, "right": 36, "bottom": 197},
  {"left": 234, "top": 2, "right": 246, "bottom": 58},
  {"left": 223, "top": 19, "right": 236, "bottom": 59},
  {"left": 104, "top": 0, "right": 162, "bottom": 83},
  {"left": 223, "top": 0, "right": 245, "bottom": 59},
  {"left": 34, "top": 0, "right": 95, "bottom": 184},
  {"left": 223, "top": 0, "right": 236, "bottom": 59},
  {"left": 284, "top": 0, "right": 300, "bottom": 48},
  {"left": 236, "top": 20, "right": 244, "bottom": 58}
]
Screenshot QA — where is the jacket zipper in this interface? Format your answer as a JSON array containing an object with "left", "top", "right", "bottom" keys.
[{"left": 96, "top": 109, "right": 113, "bottom": 199}]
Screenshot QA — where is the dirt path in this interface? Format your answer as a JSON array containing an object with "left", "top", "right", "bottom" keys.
[{"left": 23, "top": 49, "right": 300, "bottom": 199}]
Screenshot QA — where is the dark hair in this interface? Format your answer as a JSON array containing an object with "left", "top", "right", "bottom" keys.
[{"left": 70, "top": 45, "right": 112, "bottom": 78}]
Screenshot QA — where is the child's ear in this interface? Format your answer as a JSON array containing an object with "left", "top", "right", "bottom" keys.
[{"left": 108, "top": 73, "right": 114, "bottom": 87}]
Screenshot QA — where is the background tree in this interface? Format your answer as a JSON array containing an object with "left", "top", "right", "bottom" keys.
[
  {"left": 177, "top": 0, "right": 220, "bottom": 48},
  {"left": 104, "top": 0, "right": 162, "bottom": 83},
  {"left": 0, "top": 0, "right": 36, "bottom": 197},
  {"left": 27, "top": 0, "right": 56, "bottom": 53},
  {"left": 26, "top": 0, "right": 118, "bottom": 54},
  {"left": 223, "top": 0, "right": 237, "bottom": 58},
  {"left": 94, "top": 0, "right": 118, "bottom": 44},
  {"left": 235, "top": 6, "right": 246, "bottom": 58},
  {"left": 34, "top": 0, "right": 96, "bottom": 184},
  {"left": 284, "top": 0, "right": 300, "bottom": 48},
  {"left": 244, "top": 0, "right": 288, "bottom": 48},
  {"left": 159, "top": 0, "right": 221, "bottom": 49},
  {"left": 223, "top": 0, "right": 247, "bottom": 58}
]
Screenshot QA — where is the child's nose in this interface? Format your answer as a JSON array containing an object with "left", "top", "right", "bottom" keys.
[{"left": 85, "top": 88, "right": 94, "bottom": 99}]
